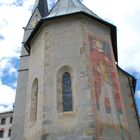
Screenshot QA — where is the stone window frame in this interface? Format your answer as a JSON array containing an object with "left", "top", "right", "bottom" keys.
[
  {"left": 57, "top": 65, "right": 75, "bottom": 114},
  {"left": 30, "top": 78, "right": 38, "bottom": 124}
]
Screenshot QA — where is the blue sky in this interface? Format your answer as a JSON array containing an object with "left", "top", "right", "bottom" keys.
[{"left": 0, "top": 0, "right": 140, "bottom": 115}]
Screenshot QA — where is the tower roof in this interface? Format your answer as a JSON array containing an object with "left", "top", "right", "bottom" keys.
[
  {"left": 46, "top": 0, "right": 101, "bottom": 19},
  {"left": 32, "top": 0, "right": 49, "bottom": 17},
  {"left": 25, "top": 0, "right": 118, "bottom": 62}
]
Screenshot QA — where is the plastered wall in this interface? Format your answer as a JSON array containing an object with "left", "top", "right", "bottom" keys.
[
  {"left": 118, "top": 70, "right": 140, "bottom": 140},
  {"left": 18, "top": 14, "right": 139, "bottom": 140}
]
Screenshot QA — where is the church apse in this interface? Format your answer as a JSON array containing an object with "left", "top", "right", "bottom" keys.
[{"left": 85, "top": 32, "right": 131, "bottom": 140}]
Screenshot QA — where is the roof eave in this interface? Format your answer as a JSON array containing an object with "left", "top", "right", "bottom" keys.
[
  {"left": 117, "top": 65, "right": 137, "bottom": 92},
  {"left": 25, "top": 12, "right": 118, "bottom": 62}
]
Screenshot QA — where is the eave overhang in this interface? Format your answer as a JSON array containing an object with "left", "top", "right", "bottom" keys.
[
  {"left": 117, "top": 65, "right": 136, "bottom": 92},
  {"left": 24, "top": 11, "right": 118, "bottom": 62},
  {"left": 117, "top": 65, "right": 140, "bottom": 128}
]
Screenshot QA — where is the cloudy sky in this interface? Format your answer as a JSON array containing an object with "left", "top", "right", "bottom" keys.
[{"left": 0, "top": 0, "right": 140, "bottom": 115}]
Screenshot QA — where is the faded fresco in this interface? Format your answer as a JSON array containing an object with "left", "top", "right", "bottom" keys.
[{"left": 85, "top": 33, "right": 131, "bottom": 140}]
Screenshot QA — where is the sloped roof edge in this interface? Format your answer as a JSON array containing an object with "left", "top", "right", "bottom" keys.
[
  {"left": 32, "top": 0, "right": 49, "bottom": 17},
  {"left": 25, "top": 12, "right": 118, "bottom": 62},
  {"left": 117, "top": 65, "right": 136, "bottom": 80},
  {"left": 117, "top": 65, "right": 136, "bottom": 92}
]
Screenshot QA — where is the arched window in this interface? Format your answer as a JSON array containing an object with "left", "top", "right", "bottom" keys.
[
  {"left": 62, "top": 72, "right": 72, "bottom": 112},
  {"left": 30, "top": 78, "right": 38, "bottom": 123},
  {"left": 57, "top": 66, "right": 73, "bottom": 113}
]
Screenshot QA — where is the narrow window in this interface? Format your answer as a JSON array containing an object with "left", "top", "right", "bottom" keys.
[
  {"left": 30, "top": 78, "right": 38, "bottom": 123},
  {"left": 8, "top": 129, "right": 11, "bottom": 137},
  {"left": 57, "top": 66, "right": 74, "bottom": 113},
  {"left": 10, "top": 117, "right": 13, "bottom": 124},
  {"left": 0, "top": 130, "right": 4, "bottom": 138},
  {"left": 1, "top": 118, "right": 6, "bottom": 125},
  {"left": 62, "top": 72, "right": 72, "bottom": 112}
]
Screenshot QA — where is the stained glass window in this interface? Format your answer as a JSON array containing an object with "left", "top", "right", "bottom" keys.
[{"left": 62, "top": 72, "right": 72, "bottom": 112}]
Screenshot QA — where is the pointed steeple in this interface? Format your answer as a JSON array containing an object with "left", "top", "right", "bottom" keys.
[
  {"left": 47, "top": 0, "right": 101, "bottom": 19},
  {"left": 32, "top": 0, "right": 49, "bottom": 17}
]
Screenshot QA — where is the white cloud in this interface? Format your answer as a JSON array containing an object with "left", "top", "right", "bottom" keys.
[
  {"left": 0, "top": 0, "right": 35, "bottom": 58},
  {"left": 0, "top": 106, "right": 7, "bottom": 113},
  {"left": 7, "top": 65, "right": 17, "bottom": 76},
  {"left": 0, "top": 80, "right": 15, "bottom": 104},
  {"left": 136, "top": 90, "right": 140, "bottom": 99},
  {"left": 0, "top": 58, "right": 17, "bottom": 113},
  {"left": 0, "top": 58, "right": 10, "bottom": 70},
  {"left": 0, "top": 57, "right": 18, "bottom": 78},
  {"left": 0, "top": 0, "right": 35, "bottom": 113},
  {"left": 0, "top": 104, "right": 14, "bottom": 113},
  {"left": 0, "top": 58, "right": 10, "bottom": 77},
  {"left": 83, "top": 0, "right": 140, "bottom": 75},
  {"left": 0, "top": 80, "right": 15, "bottom": 112},
  {"left": 11, "top": 81, "right": 17, "bottom": 89}
]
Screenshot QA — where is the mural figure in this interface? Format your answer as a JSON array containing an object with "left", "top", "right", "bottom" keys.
[{"left": 86, "top": 33, "right": 130, "bottom": 140}]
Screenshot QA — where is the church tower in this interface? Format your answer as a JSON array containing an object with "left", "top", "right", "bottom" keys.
[
  {"left": 11, "top": 0, "right": 140, "bottom": 140},
  {"left": 11, "top": 0, "right": 49, "bottom": 140}
]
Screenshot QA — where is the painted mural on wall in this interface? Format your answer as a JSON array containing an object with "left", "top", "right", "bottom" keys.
[{"left": 85, "top": 32, "right": 131, "bottom": 140}]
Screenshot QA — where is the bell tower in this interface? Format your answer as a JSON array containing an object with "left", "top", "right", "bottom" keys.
[
  {"left": 11, "top": 0, "right": 49, "bottom": 140},
  {"left": 11, "top": 0, "right": 140, "bottom": 140}
]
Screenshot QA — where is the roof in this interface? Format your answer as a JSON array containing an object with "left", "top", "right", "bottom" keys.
[
  {"left": 117, "top": 65, "right": 136, "bottom": 92},
  {"left": 25, "top": 0, "right": 118, "bottom": 61},
  {"left": 32, "top": 0, "right": 49, "bottom": 17},
  {"left": 47, "top": 0, "right": 101, "bottom": 19},
  {"left": 0, "top": 110, "right": 13, "bottom": 116}
]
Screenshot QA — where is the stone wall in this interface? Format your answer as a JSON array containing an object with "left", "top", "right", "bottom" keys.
[
  {"left": 118, "top": 69, "right": 140, "bottom": 140},
  {"left": 17, "top": 14, "right": 140, "bottom": 140}
]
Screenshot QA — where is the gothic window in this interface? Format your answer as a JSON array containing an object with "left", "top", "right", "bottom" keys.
[
  {"left": 30, "top": 78, "right": 38, "bottom": 123},
  {"left": 62, "top": 72, "right": 72, "bottom": 112},
  {"left": 57, "top": 66, "right": 73, "bottom": 113}
]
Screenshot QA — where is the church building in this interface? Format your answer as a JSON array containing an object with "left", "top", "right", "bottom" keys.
[{"left": 11, "top": 0, "right": 140, "bottom": 140}]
